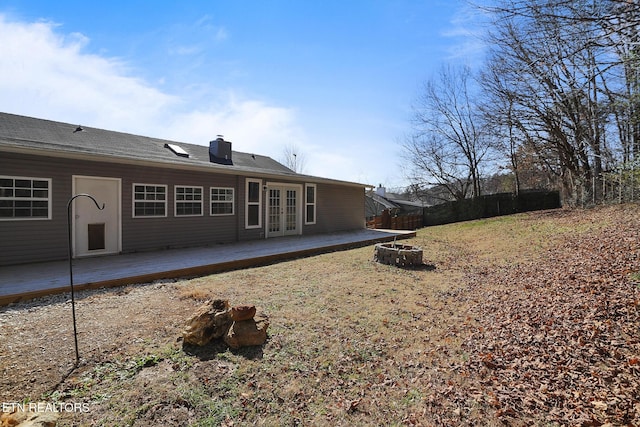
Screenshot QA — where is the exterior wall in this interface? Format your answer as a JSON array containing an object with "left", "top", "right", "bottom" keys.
[
  {"left": 1, "top": 153, "right": 69, "bottom": 265},
  {"left": 121, "top": 166, "right": 239, "bottom": 252},
  {"left": 305, "top": 183, "right": 365, "bottom": 234},
  {"left": 0, "top": 151, "right": 366, "bottom": 266},
  {"left": 0, "top": 152, "right": 243, "bottom": 265}
]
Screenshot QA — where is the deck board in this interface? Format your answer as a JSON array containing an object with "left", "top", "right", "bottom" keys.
[{"left": 0, "top": 229, "right": 415, "bottom": 306}]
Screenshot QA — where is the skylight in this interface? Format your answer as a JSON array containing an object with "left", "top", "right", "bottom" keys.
[{"left": 165, "top": 143, "right": 189, "bottom": 158}]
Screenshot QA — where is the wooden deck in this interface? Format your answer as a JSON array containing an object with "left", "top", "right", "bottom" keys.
[{"left": 0, "top": 229, "right": 415, "bottom": 306}]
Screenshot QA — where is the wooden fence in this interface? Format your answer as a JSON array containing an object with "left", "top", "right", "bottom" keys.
[{"left": 366, "top": 210, "right": 423, "bottom": 230}]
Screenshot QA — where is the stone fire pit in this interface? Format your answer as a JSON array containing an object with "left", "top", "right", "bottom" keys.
[{"left": 374, "top": 242, "right": 423, "bottom": 267}]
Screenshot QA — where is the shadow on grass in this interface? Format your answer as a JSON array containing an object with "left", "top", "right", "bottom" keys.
[
  {"left": 372, "top": 255, "right": 437, "bottom": 271},
  {"left": 380, "top": 262, "right": 437, "bottom": 271},
  {"left": 182, "top": 339, "right": 265, "bottom": 361},
  {"left": 411, "top": 263, "right": 437, "bottom": 271}
]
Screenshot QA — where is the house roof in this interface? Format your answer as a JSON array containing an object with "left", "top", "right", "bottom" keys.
[
  {"left": 387, "top": 197, "right": 426, "bottom": 208},
  {"left": 366, "top": 192, "right": 401, "bottom": 210},
  {"left": 0, "top": 112, "right": 367, "bottom": 188}
]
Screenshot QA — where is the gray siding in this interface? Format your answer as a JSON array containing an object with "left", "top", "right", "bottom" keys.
[
  {"left": 121, "top": 167, "right": 239, "bottom": 252},
  {"left": 0, "top": 152, "right": 365, "bottom": 266},
  {"left": 0, "top": 153, "right": 69, "bottom": 265},
  {"left": 1, "top": 153, "right": 243, "bottom": 265},
  {"left": 306, "top": 183, "right": 365, "bottom": 234}
]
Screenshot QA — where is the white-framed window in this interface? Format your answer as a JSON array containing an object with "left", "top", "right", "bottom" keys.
[
  {"left": 133, "top": 184, "right": 167, "bottom": 218},
  {"left": 175, "top": 186, "right": 203, "bottom": 217},
  {"left": 245, "top": 179, "right": 262, "bottom": 228},
  {"left": 305, "top": 183, "right": 317, "bottom": 225},
  {"left": 0, "top": 176, "right": 51, "bottom": 220},
  {"left": 210, "top": 187, "right": 234, "bottom": 216}
]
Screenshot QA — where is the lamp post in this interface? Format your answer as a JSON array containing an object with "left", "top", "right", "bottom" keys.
[{"left": 67, "top": 194, "right": 104, "bottom": 364}]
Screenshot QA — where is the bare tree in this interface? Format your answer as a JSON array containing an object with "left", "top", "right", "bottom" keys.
[
  {"left": 479, "top": 1, "right": 612, "bottom": 203},
  {"left": 478, "top": 0, "right": 640, "bottom": 204},
  {"left": 601, "top": 1, "right": 640, "bottom": 164},
  {"left": 403, "top": 65, "right": 492, "bottom": 201},
  {"left": 280, "top": 143, "right": 307, "bottom": 173},
  {"left": 479, "top": 55, "right": 524, "bottom": 195}
]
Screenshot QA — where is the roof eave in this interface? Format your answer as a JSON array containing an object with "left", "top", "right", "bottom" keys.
[{"left": 1, "top": 143, "right": 370, "bottom": 188}]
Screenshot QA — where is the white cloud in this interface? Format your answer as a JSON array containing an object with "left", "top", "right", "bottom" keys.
[
  {"left": 0, "top": 15, "right": 177, "bottom": 130},
  {"left": 441, "top": 4, "right": 489, "bottom": 66},
  {"left": 168, "top": 44, "right": 202, "bottom": 56},
  {"left": 161, "top": 95, "right": 307, "bottom": 158},
  {"left": 214, "top": 27, "right": 229, "bottom": 42},
  {"left": 0, "top": 14, "right": 306, "bottom": 164},
  {"left": 0, "top": 14, "right": 388, "bottom": 186},
  {"left": 167, "top": 15, "right": 228, "bottom": 57},
  {"left": 194, "top": 14, "right": 228, "bottom": 42}
]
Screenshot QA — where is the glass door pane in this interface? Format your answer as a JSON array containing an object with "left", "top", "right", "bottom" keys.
[
  {"left": 286, "top": 189, "right": 297, "bottom": 232},
  {"left": 268, "top": 188, "right": 281, "bottom": 233}
]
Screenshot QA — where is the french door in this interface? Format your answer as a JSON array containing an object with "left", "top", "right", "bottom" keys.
[{"left": 266, "top": 184, "right": 301, "bottom": 238}]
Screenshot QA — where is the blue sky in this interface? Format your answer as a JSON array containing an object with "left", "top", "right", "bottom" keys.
[{"left": 0, "top": 1, "right": 485, "bottom": 189}]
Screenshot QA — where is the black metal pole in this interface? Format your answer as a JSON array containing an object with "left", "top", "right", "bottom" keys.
[{"left": 67, "top": 194, "right": 105, "bottom": 365}]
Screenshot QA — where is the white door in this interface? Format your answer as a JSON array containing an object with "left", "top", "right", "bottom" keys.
[
  {"left": 267, "top": 185, "right": 301, "bottom": 238},
  {"left": 73, "top": 176, "right": 121, "bottom": 257}
]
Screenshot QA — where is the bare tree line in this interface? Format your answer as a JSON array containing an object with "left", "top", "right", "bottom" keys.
[
  {"left": 280, "top": 143, "right": 307, "bottom": 174},
  {"left": 404, "top": 0, "right": 640, "bottom": 206}
]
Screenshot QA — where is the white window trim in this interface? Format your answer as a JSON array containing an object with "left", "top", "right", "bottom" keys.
[
  {"left": 305, "top": 183, "right": 317, "bottom": 225},
  {"left": 132, "top": 183, "right": 168, "bottom": 218},
  {"left": 0, "top": 175, "right": 52, "bottom": 221},
  {"left": 174, "top": 185, "right": 204, "bottom": 217},
  {"left": 245, "top": 178, "right": 262, "bottom": 229},
  {"left": 210, "top": 187, "right": 235, "bottom": 216}
]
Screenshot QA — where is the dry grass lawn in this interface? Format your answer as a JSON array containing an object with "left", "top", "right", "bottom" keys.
[{"left": 1, "top": 204, "right": 638, "bottom": 426}]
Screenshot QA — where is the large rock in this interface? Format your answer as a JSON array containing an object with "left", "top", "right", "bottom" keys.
[
  {"left": 230, "top": 305, "right": 256, "bottom": 321},
  {"left": 224, "top": 313, "right": 269, "bottom": 349},
  {"left": 182, "top": 299, "right": 232, "bottom": 346},
  {"left": 1, "top": 405, "right": 59, "bottom": 427}
]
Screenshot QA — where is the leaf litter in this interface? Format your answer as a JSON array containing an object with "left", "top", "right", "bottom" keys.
[
  {"left": 0, "top": 204, "right": 638, "bottom": 426},
  {"left": 461, "top": 205, "right": 640, "bottom": 426}
]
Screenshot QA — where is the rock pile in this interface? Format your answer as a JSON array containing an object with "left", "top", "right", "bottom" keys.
[
  {"left": 182, "top": 299, "right": 232, "bottom": 346},
  {"left": 182, "top": 299, "right": 269, "bottom": 349},
  {"left": 225, "top": 311, "right": 269, "bottom": 349}
]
